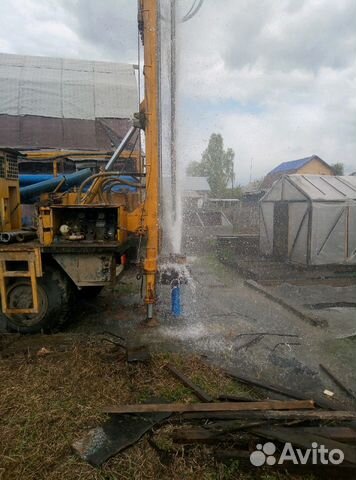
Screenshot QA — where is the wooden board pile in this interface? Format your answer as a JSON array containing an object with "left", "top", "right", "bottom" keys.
[{"left": 74, "top": 362, "right": 356, "bottom": 476}]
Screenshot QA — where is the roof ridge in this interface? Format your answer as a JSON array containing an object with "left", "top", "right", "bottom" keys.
[{"left": 267, "top": 155, "right": 324, "bottom": 176}]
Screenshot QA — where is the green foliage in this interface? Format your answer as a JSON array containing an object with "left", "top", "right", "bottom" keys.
[
  {"left": 220, "top": 186, "right": 243, "bottom": 199},
  {"left": 331, "top": 162, "right": 344, "bottom": 175},
  {"left": 187, "top": 133, "right": 235, "bottom": 198},
  {"left": 186, "top": 160, "right": 204, "bottom": 176}
]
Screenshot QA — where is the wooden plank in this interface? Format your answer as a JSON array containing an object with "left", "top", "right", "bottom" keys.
[
  {"left": 298, "top": 427, "right": 356, "bottom": 443},
  {"left": 245, "top": 279, "right": 326, "bottom": 327},
  {"left": 165, "top": 364, "right": 213, "bottom": 403},
  {"left": 251, "top": 426, "right": 356, "bottom": 465},
  {"left": 182, "top": 410, "right": 356, "bottom": 421},
  {"left": 225, "top": 370, "right": 310, "bottom": 399},
  {"left": 103, "top": 399, "right": 314, "bottom": 414},
  {"left": 172, "top": 422, "right": 269, "bottom": 443},
  {"left": 202, "top": 423, "right": 356, "bottom": 441},
  {"left": 225, "top": 369, "right": 341, "bottom": 410},
  {"left": 171, "top": 426, "right": 241, "bottom": 444},
  {"left": 218, "top": 394, "right": 258, "bottom": 402}
]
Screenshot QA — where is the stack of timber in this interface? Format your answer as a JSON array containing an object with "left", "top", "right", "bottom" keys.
[{"left": 75, "top": 362, "right": 356, "bottom": 475}]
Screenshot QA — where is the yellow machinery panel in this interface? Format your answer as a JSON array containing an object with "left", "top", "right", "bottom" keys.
[
  {"left": 0, "top": 149, "right": 21, "bottom": 232},
  {"left": 0, "top": 246, "right": 42, "bottom": 315},
  {"left": 38, "top": 204, "right": 123, "bottom": 246}
]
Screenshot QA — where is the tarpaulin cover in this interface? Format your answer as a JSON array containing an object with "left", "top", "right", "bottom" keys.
[
  {"left": 0, "top": 53, "right": 137, "bottom": 120},
  {"left": 0, "top": 53, "right": 138, "bottom": 151}
]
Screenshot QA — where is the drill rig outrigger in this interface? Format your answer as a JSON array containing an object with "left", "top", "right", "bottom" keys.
[{"left": 0, "top": 0, "right": 162, "bottom": 332}]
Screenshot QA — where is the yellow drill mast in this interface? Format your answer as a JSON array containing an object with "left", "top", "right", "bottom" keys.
[{"left": 140, "top": 0, "right": 160, "bottom": 319}]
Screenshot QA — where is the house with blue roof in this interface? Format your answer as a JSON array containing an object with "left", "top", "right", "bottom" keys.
[{"left": 261, "top": 155, "right": 334, "bottom": 189}]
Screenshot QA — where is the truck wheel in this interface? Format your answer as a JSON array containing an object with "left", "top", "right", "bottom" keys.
[{"left": 2, "top": 266, "right": 74, "bottom": 334}]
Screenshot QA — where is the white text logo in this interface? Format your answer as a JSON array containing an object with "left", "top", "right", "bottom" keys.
[{"left": 250, "top": 442, "right": 344, "bottom": 466}]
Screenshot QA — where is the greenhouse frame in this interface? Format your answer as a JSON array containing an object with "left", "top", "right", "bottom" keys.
[{"left": 259, "top": 175, "right": 356, "bottom": 265}]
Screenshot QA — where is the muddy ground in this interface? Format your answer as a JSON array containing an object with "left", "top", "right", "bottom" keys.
[
  {"left": 0, "top": 253, "right": 354, "bottom": 401},
  {"left": 69, "top": 255, "right": 356, "bottom": 407},
  {"left": 1, "top": 254, "right": 355, "bottom": 479}
]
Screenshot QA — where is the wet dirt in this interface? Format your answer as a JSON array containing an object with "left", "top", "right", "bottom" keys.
[{"left": 1, "top": 255, "right": 355, "bottom": 407}]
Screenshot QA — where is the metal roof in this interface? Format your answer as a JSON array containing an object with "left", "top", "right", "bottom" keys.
[
  {"left": 268, "top": 155, "right": 321, "bottom": 175},
  {"left": 0, "top": 53, "right": 137, "bottom": 120},
  {"left": 0, "top": 147, "right": 22, "bottom": 155},
  {"left": 286, "top": 175, "right": 356, "bottom": 201},
  {"left": 0, "top": 115, "right": 135, "bottom": 151},
  {"left": 183, "top": 177, "right": 210, "bottom": 192}
]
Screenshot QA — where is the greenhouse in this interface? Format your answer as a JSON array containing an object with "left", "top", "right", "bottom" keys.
[{"left": 259, "top": 175, "right": 356, "bottom": 265}]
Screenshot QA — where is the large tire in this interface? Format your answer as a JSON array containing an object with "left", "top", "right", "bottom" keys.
[{"left": 2, "top": 265, "right": 74, "bottom": 334}]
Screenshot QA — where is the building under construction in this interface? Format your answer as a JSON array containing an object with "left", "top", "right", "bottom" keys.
[{"left": 0, "top": 52, "right": 139, "bottom": 173}]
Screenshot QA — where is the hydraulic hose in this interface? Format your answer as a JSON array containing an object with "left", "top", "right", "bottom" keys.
[{"left": 77, "top": 172, "right": 144, "bottom": 204}]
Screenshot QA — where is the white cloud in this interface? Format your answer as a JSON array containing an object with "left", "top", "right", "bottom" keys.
[
  {"left": 176, "top": 0, "right": 356, "bottom": 182},
  {"left": 0, "top": 0, "right": 354, "bottom": 182},
  {"left": 0, "top": 0, "right": 137, "bottom": 62}
]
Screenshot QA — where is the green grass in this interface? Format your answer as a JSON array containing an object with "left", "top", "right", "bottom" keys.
[{"left": 0, "top": 336, "right": 310, "bottom": 480}]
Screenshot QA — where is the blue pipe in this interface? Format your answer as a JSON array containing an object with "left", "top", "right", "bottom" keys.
[
  {"left": 19, "top": 174, "right": 53, "bottom": 187},
  {"left": 20, "top": 168, "right": 92, "bottom": 202}
]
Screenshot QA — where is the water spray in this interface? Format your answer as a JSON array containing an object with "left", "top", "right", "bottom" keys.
[
  {"left": 159, "top": 254, "right": 191, "bottom": 317},
  {"left": 155, "top": 0, "right": 205, "bottom": 321}
]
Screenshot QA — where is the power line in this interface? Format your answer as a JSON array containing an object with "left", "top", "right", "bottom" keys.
[
  {"left": 183, "top": 0, "right": 199, "bottom": 19},
  {"left": 182, "top": 0, "right": 205, "bottom": 22}
]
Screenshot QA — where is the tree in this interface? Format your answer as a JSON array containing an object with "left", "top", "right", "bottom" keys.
[
  {"left": 331, "top": 163, "right": 344, "bottom": 175},
  {"left": 186, "top": 133, "right": 235, "bottom": 198},
  {"left": 221, "top": 185, "right": 243, "bottom": 199},
  {"left": 186, "top": 161, "right": 204, "bottom": 177}
]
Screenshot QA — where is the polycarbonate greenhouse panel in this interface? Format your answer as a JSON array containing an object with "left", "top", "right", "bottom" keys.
[
  {"left": 288, "top": 203, "right": 310, "bottom": 264},
  {"left": 311, "top": 203, "right": 347, "bottom": 265}
]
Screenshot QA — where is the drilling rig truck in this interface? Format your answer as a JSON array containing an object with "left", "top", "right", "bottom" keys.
[{"left": 0, "top": 0, "right": 162, "bottom": 333}]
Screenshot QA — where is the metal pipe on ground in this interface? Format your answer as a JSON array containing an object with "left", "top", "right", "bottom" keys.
[
  {"left": 0, "top": 230, "right": 37, "bottom": 243},
  {"left": 15, "top": 231, "right": 37, "bottom": 242},
  {"left": 0, "top": 232, "right": 13, "bottom": 243}
]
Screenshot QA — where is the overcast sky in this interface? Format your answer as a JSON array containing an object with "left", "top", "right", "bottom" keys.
[{"left": 0, "top": 0, "right": 355, "bottom": 183}]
